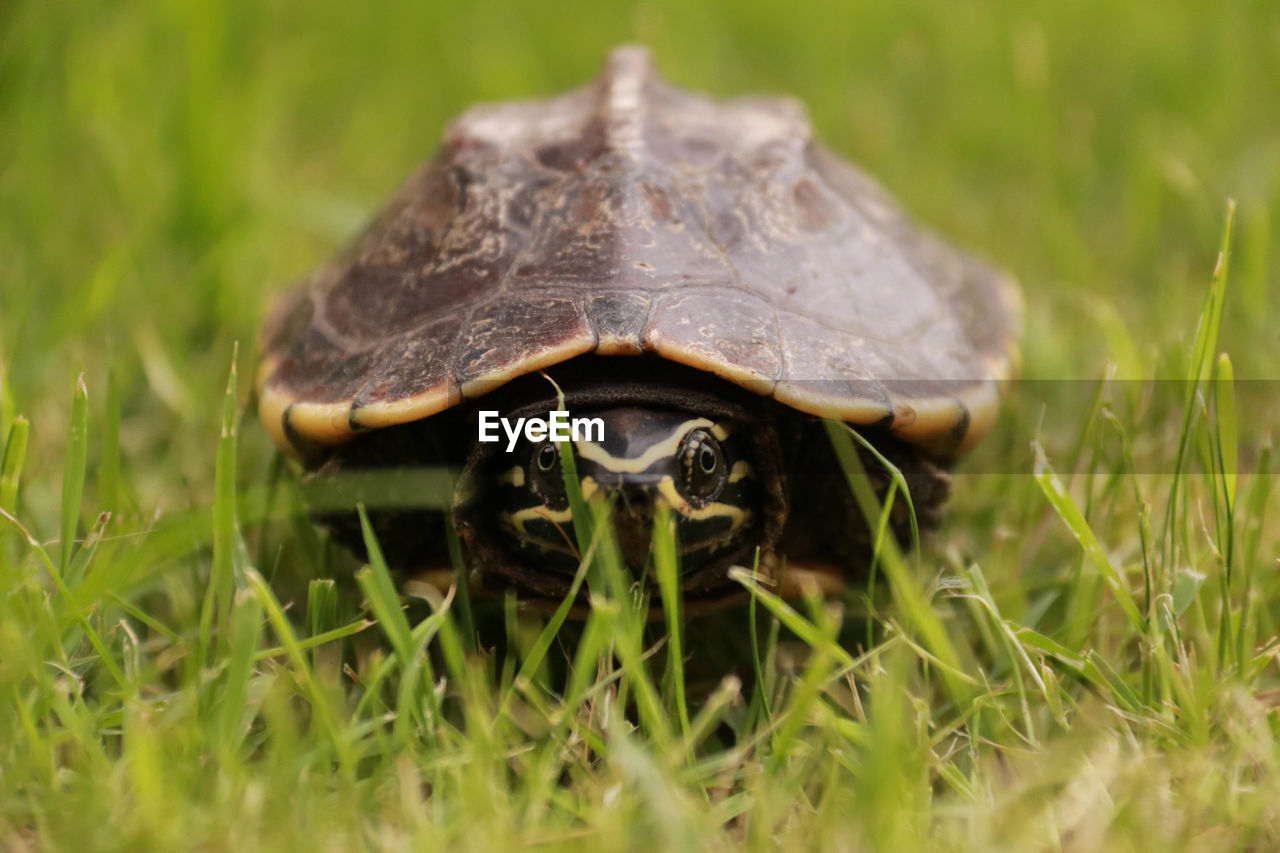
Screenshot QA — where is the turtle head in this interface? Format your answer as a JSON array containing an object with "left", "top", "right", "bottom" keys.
[{"left": 490, "top": 407, "right": 761, "bottom": 580}]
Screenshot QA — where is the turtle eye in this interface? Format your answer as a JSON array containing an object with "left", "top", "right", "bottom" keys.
[
  {"left": 528, "top": 440, "right": 567, "bottom": 504},
  {"left": 536, "top": 443, "right": 559, "bottom": 473},
  {"left": 678, "top": 428, "right": 726, "bottom": 504}
]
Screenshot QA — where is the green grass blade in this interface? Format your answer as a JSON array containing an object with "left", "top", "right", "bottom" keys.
[
  {"left": 308, "top": 578, "right": 339, "bottom": 638},
  {"left": 1239, "top": 445, "right": 1273, "bottom": 667},
  {"left": 218, "top": 587, "right": 265, "bottom": 758},
  {"left": 354, "top": 504, "right": 416, "bottom": 668},
  {"left": 443, "top": 514, "right": 475, "bottom": 650},
  {"left": 245, "top": 567, "right": 352, "bottom": 772},
  {"left": 1082, "top": 650, "right": 1142, "bottom": 713},
  {"left": 98, "top": 368, "right": 122, "bottom": 517},
  {"left": 681, "top": 675, "right": 741, "bottom": 755},
  {"left": 745, "top": 547, "right": 774, "bottom": 727},
  {"left": 1213, "top": 353, "right": 1238, "bottom": 512},
  {"left": 307, "top": 578, "right": 339, "bottom": 670},
  {"left": 2, "top": 509, "right": 128, "bottom": 692},
  {"left": 410, "top": 580, "right": 467, "bottom": 689},
  {"left": 0, "top": 353, "right": 12, "bottom": 443},
  {"left": 502, "top": 519, "right": 601, "bottom": 717},
  {"left": 200, "top": 347, "right": 240, "bottom": 663},
  {"left": 254, "top": 618, "right": 373, "bottom": 662},
  {"left": 60, "top": 374, "right": 88, "bottom": 571},
  {"left": 845, "top": 425, "right": 920, "bottom": 555},
  {"left": 823, "top": 419, "right": 970, "bottom": 706},
  {"left": 1033, "top": 442, "right": 1145, "bottom": 632},
  {"left": 1163, "top": 200, "right": 1235, "bottom": 567},
  {"left": 730, "top": 567, "right": 854, "bottom": 670},
  {"left": 1210, "top": 353, "right": 1239, "bottom": 668},
  {"left": 1, "top": 416, "right": 29, "bottom": 517},
  {"left": 763, "top": 597, "right": 842, "bottom": 775},
  {"left": 653, "top": 502, "right": 690, "bottom": 740},
  {"left": 1100, "top": 409, "right": 1156, "bottom": 614}
]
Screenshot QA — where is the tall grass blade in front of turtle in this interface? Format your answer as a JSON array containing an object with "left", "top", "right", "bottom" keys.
[
  {"left": 245, "top": 567, "right": 356, "bottom": 779},
  {"left": 307, "top": 578, "right": 339, "bottom": 672},
  {"left": 411, "top": 570, "right": 470, "bottom": 696},
  {"left": 443, "top": 514, "right": 476, "bottom": 651},
  {"left": 728, "top": 567, "right": 854, "bottom": 771},
  {"left": 540, "top": 374, "right": 664, "bottom": 742},
  {"left": 761, "top": 596, "right": 843, "bottom": 775},
  {"left": 822, "top": 418, "right": 971, "bottom": 709},
  {"left": 493, "top": 439, "right": 599, "bottom": 718},
  {"left": 653, "top": 501, "right": 691, "bottom": 740},
  {"left": 354, "top": 503, "right": 443, "bottom": 742},
  {"left": 555, "top": 425, "right": 673, "bottom": 747},
  {"left": 729, "top": 567, "right": 854, "bottom": 671},
  {"left": 598, "top": 502, "right": 672, "bottom": 747},
  {"left": 355, "top": 503, "right": 417, "bottom": 665},
  {"left": 841, "top": 425, "right": 920, "bottom": 651},
  {"left": 843, "top": 425, "right": 922, "bottom": 558},
  {"left": 745, "top": 545, "right": 777, "bottom": 728}
]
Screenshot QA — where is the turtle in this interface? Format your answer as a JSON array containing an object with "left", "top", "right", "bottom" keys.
[{"left": 256, "top": 45, "right": 1020, "bottom": 605}]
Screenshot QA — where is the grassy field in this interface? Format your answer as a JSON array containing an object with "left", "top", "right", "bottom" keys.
[{"left": 3, "top": 0, "right": 1280, "bottom": 849}]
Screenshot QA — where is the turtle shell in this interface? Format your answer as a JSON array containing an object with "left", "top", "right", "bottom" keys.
[{"left": 258, "top": 46, "right": 1020, "bottom": 460}]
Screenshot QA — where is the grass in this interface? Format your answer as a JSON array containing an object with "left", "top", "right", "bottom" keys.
[{"left": 2, "top": 0, "right": 1280, "bottom": 849}]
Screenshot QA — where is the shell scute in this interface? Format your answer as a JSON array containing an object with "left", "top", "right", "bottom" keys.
[{"left": 456, "top": 294, "right": 596, "bottom": 397}]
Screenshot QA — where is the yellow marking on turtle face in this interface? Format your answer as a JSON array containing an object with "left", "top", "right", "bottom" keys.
[
  {"left": 573, "top": 417, "right": 716, "bottom": 473},
  {"left": 496, "top": 510, "right": 579, "bottom": 558},
  {"left": 655, "top": 476, "right": 749, "bottom": 526},
  {"left": 728, "top": 461, "right": 754, "bottom": 483},
  {"left": 498, "top": 466, "right": 525, "bottom": 487},
  {"left": 579, "top": 476, "right": 600, "bottom": 501},
  {"left": 498, "top": 504, "right": 574, "bottom": 536}
]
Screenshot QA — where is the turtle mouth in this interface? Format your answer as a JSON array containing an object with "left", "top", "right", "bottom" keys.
[{"left": 611, "top": 486, "right": 658, "bottom": 568}]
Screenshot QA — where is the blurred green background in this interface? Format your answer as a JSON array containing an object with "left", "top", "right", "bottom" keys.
[
  {"left": 2, "top": 0, "right": 1278, "bottom": 513},
  {"left": 3, "top": 4, "right": 1280, "bottom": 846}
]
